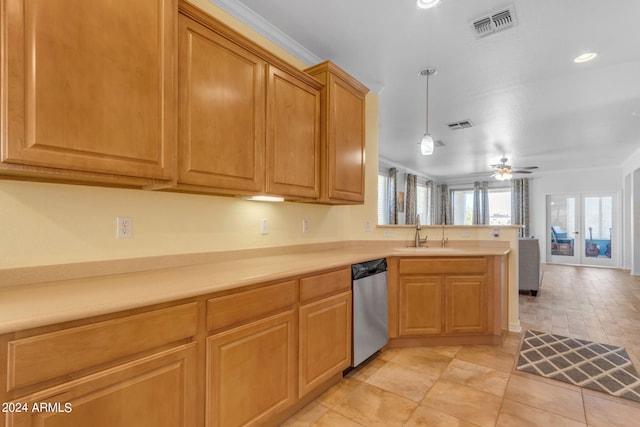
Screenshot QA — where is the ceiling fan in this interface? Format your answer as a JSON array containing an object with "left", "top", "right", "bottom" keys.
[{"left": 490, "top": 157, "right": 538, "bottom": 181}]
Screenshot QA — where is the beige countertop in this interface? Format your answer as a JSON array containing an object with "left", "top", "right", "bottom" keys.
[{"left": 0, "top": 241, "right": 510, "bottom": 334}]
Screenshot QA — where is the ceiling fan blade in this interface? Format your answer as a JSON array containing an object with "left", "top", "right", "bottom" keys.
[
  {"left": 513, "top": 166, "right": 538, "bottom": 170},
  {"left": 513, "top": 170, "right": 532, "bottom": 174}
]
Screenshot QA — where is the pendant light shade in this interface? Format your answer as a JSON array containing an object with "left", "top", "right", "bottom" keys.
[
  {"left": 419, "top": 68, "right": 437, "bottom": 156},
  {"left": 420, "top": 133, "right": 434, "bottom": 155}
]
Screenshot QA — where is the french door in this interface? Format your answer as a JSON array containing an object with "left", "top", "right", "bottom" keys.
[{"left": 546, "top": 193, "right": 618, "bottom": 267}]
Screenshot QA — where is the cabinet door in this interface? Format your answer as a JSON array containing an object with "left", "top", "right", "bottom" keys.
[
  {"left": 206, "top": 311, "right": 296, "bottom": 427},
  {"left": 1, "top": 0, "right": 175, "bottom": 181},
  {"left": 5, "top": 344, "right": 197, "bottom": 427},
  {"left": 266, "top": 66, "right": 320, "bottom": 199},
  {"left": 445, "top": 275, "right": 488, "bottom": 334},
  {"left": 299, "top": 291, "right": 352, "bottom": 398},
  {"left": 399, "top": 276, "right": 443, "bottom": 336},
  {"left": 326, "top": 73, "right": 366, "bottom": 203},
  {"left": 178, "top": 15, "right": 265, "bottom": 193}
]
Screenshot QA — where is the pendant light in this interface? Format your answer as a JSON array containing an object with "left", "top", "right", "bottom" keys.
[{"left": 419, "top": 69, "right": 437, "bottom": 156}]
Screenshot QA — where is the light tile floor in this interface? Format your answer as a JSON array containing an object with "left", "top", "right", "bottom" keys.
[{"left": 283, "top": 264, "right": 640, "bottom": 426}]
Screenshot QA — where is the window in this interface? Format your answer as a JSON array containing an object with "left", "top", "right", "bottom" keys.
[
  {"left": 416, "top": 182, "right": 427, "bottom": 224},
  {"left": 378, "top": 172, "right": 389, "bottom": 225},
  {"left": 451, "top": 187, "right": 511, "bottom": 225},
  {"left": 451, "top": 189, "right": 474, "bottom": 225},
  {"left": 488, "top": 188, "right": 511, "bottom": 225}
]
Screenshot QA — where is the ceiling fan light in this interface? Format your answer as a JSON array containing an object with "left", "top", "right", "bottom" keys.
[
  {"left": 417, "top": 0, "right": 441, "bottom": 9},
  {"left": 420, "top": 133, "right": 434, "bottom": 155},
  {"left": 574, "top": 52, "right": 597, "bottom": 63},
  {"left": 494, "top": 169, "right": 513, "bottom": 181}
]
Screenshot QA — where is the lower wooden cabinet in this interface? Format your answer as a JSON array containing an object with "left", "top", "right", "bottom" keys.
[
  {"left": 206, "top": 310, "right": 297, "bottom": 427},
  {"left": 5, "top": 343, "right": 197, "bottom": 427},
  {"left": 204, "top": 269, "right": 351, "bottom": 426},
  {"left": 299, "top": 291, "right": 352, "bottom": 398},
  {"left": 1, "top": 303, "right": 199, "bottom": 427},
  {"left": 399, "top": 276, "right": 443, "bottom": 336},
  {"left": 445, "top": 275, "right": 487, "bottom": 334},
  {"left": 397, "top": 257, "right": 494, "bottom": 340},
  {"left": 1, "top": 268, "right": 355, "bottom": 427}
]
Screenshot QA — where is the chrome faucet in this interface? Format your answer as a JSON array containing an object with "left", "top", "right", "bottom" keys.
[
  {"left": 441, "top": 222, "right": 448, "bottom": 248},
  {"left": 415, "top": 215, "right": 428, "bottom": 247}
]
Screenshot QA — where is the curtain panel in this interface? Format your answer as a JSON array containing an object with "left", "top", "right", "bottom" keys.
[
  {"left": 388, "top": 167, "right": 398, "bottom": 224},
  {"left": 405, "top": 174, "right": 417, "bottom": 225},
  {"left": 426, "top": 179, "right": 435, "bottom": 225},
  {"left": 511, "top": 178, "right": 529, "bottom": 237},
  {"left": 438, "top": 184, "right": 450, "bottom": 224},
  {"left": 473, "top": 181, "right": 490, "bottom": 225}
]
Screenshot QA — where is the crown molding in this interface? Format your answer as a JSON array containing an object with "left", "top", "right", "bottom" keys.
[{"left": 208, "top": 0, "right": 322, "bottom": 66}]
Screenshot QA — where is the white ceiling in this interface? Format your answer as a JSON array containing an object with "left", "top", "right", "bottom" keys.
[{"left": 214, "top": 0, "right": 640, "bottom": 180}]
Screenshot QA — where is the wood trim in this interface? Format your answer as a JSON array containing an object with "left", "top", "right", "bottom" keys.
[
  {"left": 304, "top": 61, "right": 369, "bottom": 94},
  {"left": 387, "top": 334, "right": 504, "bottom": 347}
]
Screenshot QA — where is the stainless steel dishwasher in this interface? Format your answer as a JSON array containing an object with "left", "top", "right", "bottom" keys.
[{"left": 351, "top": 258, "right": 388, "bottom": 367}]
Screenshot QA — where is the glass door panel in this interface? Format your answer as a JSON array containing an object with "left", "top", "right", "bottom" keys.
[
  {"left": 583, "top": 194, "right": 615, "bottom": 267},
  {"left": 547, "top": 194, "right": 581, "bottom": 264},
  {"left": 546, "top": 193, "right": 618, "bottom": 267}
]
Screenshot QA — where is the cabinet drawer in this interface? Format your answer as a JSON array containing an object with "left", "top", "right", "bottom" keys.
[
  {"left": 207, "top": 280, "right": 296, "bottom": 331},
  {"left": 399, "top": 257, "right": 488, "bottom": 275},
  {"left": 299, "top": 268, "right": 351, "bottom": 303},
  {"left": 6, "top": 343, "right": 197, "bottom": 427},
  {"left": 7, "top": 303, "right": 198, "bottom": 391}
]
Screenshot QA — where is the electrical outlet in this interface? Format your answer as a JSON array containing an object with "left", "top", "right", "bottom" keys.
[
  {"left": 261, "top": 218, "right": 269, "bottom": 235},
  {"left": 116, "top": 216, "right": 132, "bottom": 239},
  {"left": 364, "top": 220, "right": 371, "bottom": 232},
  {"left": 302, "top": 219, "right": 310, "bottom": 233}
]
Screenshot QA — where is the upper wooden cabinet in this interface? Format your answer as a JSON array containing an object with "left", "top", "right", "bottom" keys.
[
  {"left": 0, "top": 0, "right": 177, "bottom": 186},
  {"left": 305, "top": 61, "right": 369, "bottom": 204},
  {"left": 266, "top": 66, "right": 320, "bottom": 199},
  {"left": 177, "top": 13, "right": 265, "bottom": 194},
  {"left": 177, "top": 4, "right": 322, "bottom": 200}
]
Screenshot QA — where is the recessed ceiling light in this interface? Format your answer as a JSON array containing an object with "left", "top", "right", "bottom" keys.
[
  {"left": 574, "top": 52, "right": 597, "bottom": 63},
  {"left": 417, "top": 0, "right": 441, "bottom": 9}
]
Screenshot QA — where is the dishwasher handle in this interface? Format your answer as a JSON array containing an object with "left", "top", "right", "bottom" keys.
[{"left": 352, "top": 258, "right": 387, "bottom": 280}]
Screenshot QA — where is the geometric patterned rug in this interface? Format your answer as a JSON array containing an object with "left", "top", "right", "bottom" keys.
[{"left": 516, "top": 330, "right": 640, "bottom": 403}]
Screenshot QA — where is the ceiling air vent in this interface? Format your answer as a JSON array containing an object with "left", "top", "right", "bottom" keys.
[
  {"left": 447, "top": 120, "right": 473, "bottom": 130},
  {"left": 472, "top": 6, "right": 517, "bottom": 38}
]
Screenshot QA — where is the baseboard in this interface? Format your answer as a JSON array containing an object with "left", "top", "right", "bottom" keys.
[{"left": 509, "top": 321, "right": 522, "bottom": 333}]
